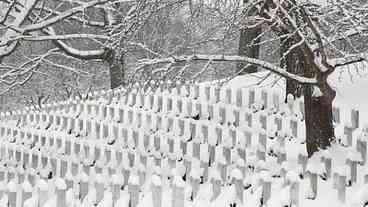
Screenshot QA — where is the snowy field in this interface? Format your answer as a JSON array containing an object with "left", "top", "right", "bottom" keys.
[
  {"left": 225, "top": 68, "right": 368, "bottom": 124},
  {"left": 0, "top": 69, "right": 367, "bottom": 207}
]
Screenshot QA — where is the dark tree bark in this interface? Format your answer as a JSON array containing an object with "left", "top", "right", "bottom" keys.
[
  {"left": 103, "top": 8, "right": 125, "bottom": 89},
  {"left": 105, "top": 49, "right": 125, "bottom": 89},
  {"left": 237, "top": 1, "right": 261, "bottom": 74},
  {"left": 302, "top": 61, "right": 336, "bottom": 157},
  {"left": 304, "top": 85, "right": 335, "bottom": 157},
  {"left": 237, "top": 27, "right": 262, "bottom": 74}
]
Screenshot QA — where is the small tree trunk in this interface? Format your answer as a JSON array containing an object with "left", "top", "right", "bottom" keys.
[
  {"left": 238, "top": 27, "right": 261, "bottom": 74},
  {"left": 103, "top": 7, "right": 125, "bottom": 89},
  {"left": 281, "top": 38, "right": 303, "bottom": 100},
  {"left": 237, "top": 1, "right": 261, "bottom": 74},
  {"left": 106, "top": 49, "right": 125, "bottom": 89}
]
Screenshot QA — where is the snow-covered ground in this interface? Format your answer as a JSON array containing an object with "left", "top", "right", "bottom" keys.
[
  {"left": 0, "top": 67, "right": 367, "bottom": 207},
  {"left": 222, "top": 67, "right": 368, "bottom": 126},
  {"left": 329, "top": 68, "right": 368, "bottom": 122}
]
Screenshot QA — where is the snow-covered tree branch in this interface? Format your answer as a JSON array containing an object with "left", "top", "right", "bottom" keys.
[{"left": 137, "top": 54, "right": 318, "bottom": 84}]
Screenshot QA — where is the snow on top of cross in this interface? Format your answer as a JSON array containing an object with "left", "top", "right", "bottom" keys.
[
  {"left": 36, "top": 179, "right": 48, "bottom": 191},
  {"left": 22, "top": 179, "right": 33, "bottom": 192},
  {"left": 347, "top": 148, "right": 363, "bottom": 162},
  {"left": 6, "top": 180, "right": 17, "bottom": 192},
  {"left": 55, "top": 177, "right": 67, "bottom": 190},
  {"left": 172, "top": 175, "right": 186, "bottom": 187},
  {"left": 128, "top": 173, "right": 140, "bottom": 185},
  {"left": 151, "top": 174, "right": 162, "bottom": 186}
]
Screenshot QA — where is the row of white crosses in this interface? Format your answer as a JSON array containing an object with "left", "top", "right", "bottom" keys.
[
  {"left": 11, "top": 109, "right": 299, "bottom": 157},
  {"left": 6, "top": 108, "right": 303, "bottom": 181},
  {"left": 0, "top": 114, "right": 262, "bottom": 184},
  {"left": 2, "top": 80, "right": 304, "bottom": 126},
  {"left": 0, "top": 122, "right": 296, "bottom": 207},
  {"left": 16, "top": 104, "right": 301, "bottom": 147},
  {"left": 0, "top": 84, "right": 126, "bottom": 127},
  {"left": 15, "top": 86, "right": 306, "bottom": 150},
  {"left": 17, "top": 88, "right": 297, "bottom": 127},
  {"left": 9, "top": 85, "right": 305, "bottom": 156}
]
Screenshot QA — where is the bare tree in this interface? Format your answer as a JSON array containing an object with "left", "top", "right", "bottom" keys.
[{"left": 0, "top": 0, "right": 185, "bottom": 92}]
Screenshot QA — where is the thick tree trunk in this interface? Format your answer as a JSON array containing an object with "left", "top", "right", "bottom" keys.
[
  {"left": 304, "top": 85, "right": 335, "bottom": 157},
  {"left": 303, "top": 68, "right": 336, "bottom": 157}
]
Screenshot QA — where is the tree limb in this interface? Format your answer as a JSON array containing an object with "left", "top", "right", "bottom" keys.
[{"left": 139, "top": 54, "right": 318, "bottom": 84}]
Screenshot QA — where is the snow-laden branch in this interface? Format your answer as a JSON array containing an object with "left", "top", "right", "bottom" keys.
[
  {"left": 22, "top": 0, "right": 123, "bottom": 32},
  {"left": 0, "top": 33, "right": 109, "bottom": 47},
  {"left": 139, "top": 54, "right": 318, "bottom": 84},
  {"left": 127, "top": 42, "right": 162, "bottom": 57},
  {"left": 43, "top": 27, "right": 106, "bottom": 60},
  {"left": 0, "top": 0, "right": 39, "bottom": 58},
  {"left": 0, "top": 0, "right": 17, "bottom": 24},
  {"left": 0, "top": 47, "right": 59, "bottom": 94},
  {"left": 327, "top": 28, "right": 368, "bottom": 44},
  {"left": 331, "top": 53, "right": 368, "bottom": 68},
  {"left": 32, "top": 6, "right": 105, "bottom": 27},
  {"left": 53, "top": 39, "right": 106, "bottom": 60}
]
